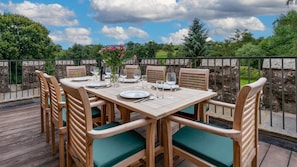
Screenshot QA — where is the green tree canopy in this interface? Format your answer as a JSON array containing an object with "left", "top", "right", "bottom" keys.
[
  {"left": 0, "top": 13, "right": 58, "bottom": 60},
  {"left": 266, "top": 10, "right": 297, "bottom": 56},
  {"left": 182, "top": 18, "right": 209, "bottom": 57}
]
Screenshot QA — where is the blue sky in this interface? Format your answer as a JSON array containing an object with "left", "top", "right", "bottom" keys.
[{"left": 0, "top": 0, "right": 296, "bottom": 49}]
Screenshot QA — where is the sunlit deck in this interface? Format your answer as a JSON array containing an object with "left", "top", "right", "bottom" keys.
[{"left": 1, "top": 100, "right": 297, "bottom": 167}]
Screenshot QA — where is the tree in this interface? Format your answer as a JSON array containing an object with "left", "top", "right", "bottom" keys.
[
  {"left": 0, "top": 13, "right": 58, "bottom": 60},
  {"left": 182, "top": 18, "right": 209, "bottom": 58},
  {"left": 267, "top": 10, "right": 297, "bottom": 56}
]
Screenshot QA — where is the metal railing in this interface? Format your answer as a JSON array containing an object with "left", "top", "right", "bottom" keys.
[{"left": 0, "top": 57, "right": 296, "bottom": 140}]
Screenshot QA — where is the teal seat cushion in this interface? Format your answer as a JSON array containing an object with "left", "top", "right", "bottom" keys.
[
  {"left": 177, "top": 105, "right": 209, "bottom": 118},
  {"left": 173, "top": 125, "right": 233, "bottom": 167},
  {"left": 93, "top": 122, "right": 146, "bottom": 167},
  {"left": 61, "top": 95, "right": 101, "bottom": 126}
]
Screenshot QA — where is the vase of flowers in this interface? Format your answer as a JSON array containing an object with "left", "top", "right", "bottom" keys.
[{"left": 99, "top": 45, "right": 127, "bottom": 87}]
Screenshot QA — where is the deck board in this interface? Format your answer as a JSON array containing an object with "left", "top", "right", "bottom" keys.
[{"left": 0, "top": 102, "right": 296, "bottom": 167}]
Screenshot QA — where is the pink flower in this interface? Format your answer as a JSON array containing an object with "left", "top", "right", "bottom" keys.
[{"left": 119, "top": 52, "right": 124, "bottom": 57}]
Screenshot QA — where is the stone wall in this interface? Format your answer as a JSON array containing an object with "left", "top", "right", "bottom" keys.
[
  {"left": 55, "top": 60, "right": 75, "bottom": 81},
  {"left": 22, "top": 61, "right": 45, "bottom": 89},
  {"left": 201, "top": 59, "right": 240, "bottom": 103},
  {"left": 262, "top": 59, "right": 296, "bottom": 114},
  {"left": 81, "top": 59, "right": 97, "bottom": 76},
  {"left": 0, "top": 61, "right": 10, "bottom": 93}
]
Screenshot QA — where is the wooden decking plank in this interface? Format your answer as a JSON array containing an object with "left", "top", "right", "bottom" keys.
[
  {"left": 288, "top": 151, "right": 297, "bottom": 167},
  {"left": 258, "top": 141, "right": 270, "bottom": 166},
  {"left": 260, "top": 144, "right": 291, "bottom": 167}
]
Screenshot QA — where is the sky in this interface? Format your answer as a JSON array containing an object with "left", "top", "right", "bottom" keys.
[{"left": 0, "top": 0, "right": 296, "bottom": 49}]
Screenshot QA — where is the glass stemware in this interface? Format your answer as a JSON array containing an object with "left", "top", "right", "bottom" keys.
[
  {"left": 105, "top": 67, "right": 111, "bottom": 78},
  {"left": 90, "top": 66, "right": 99, "bottom": 81},
  {"left": 166, "top": 72, "right": 176, "bottom": 98},
  {"left": 120, "top": 69, "right": 127, "bottom": 81},
  {"left": 133, "top": 69, "right": 141, "bottom": 81}
]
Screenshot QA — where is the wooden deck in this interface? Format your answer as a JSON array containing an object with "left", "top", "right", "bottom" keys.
[{"left": 1, "top": 101, "right": 297, "bottom": 167}]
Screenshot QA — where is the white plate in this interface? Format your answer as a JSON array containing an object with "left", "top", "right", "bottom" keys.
[
  {"left": 85, "top": 82, "right": 109, "bottom": 88},
  {"left": 119, "top": 78, "right": 138, "bottom": 83},
  {"left": 120, "top": 90, "right": 150, "bottom": 99},
  {"left": 71, "top": 77, "right": 90, "bottom": 82},
  {"left": 156, "top": 84, "right": 179, "bottom": 90}
]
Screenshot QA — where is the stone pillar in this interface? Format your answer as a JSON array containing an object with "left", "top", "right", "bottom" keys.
[
  {"left": 0, "top": 61, "right": 10, "bottom": 93},
  {"left": 80, "top": 59, "right": 97, "bottom": 76},
  {"left": 55, "top": 60, "right": 75, "bottom": 80},
  {"left": 262, "top": 59, "right": 296, "bottom": 113},
  {"left": 201, "top": 59, "right": 240, "bottom": 103},
  {"left": 22, "top": 61, "right": 45, "bottom": 89}
]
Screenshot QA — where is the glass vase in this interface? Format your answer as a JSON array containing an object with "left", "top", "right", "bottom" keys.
[{"left": 110, "top": 66, "right": 119, "bottom": 87}]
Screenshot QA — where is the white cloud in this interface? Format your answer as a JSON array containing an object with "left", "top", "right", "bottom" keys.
[
  {"left": 49, "top": 28, "right": 92, "bottom": 45},
  {"left": 0, "top": 1, "right": 78, "bottom": 26},
  {"left": 161, "top": 28, "right": 188, "bottom": 45},
  {"left": 101, "top": 25, "right": 148, "bottom": 40},
  {"left": 208, "top": 17, "right": 265, "bottom": 37},
  {"left": 90, "top": 0, "right": 186, "bottom": 23}
]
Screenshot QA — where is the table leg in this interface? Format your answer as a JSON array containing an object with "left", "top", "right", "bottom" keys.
[{"left": 116, "top": 105, "right": 131, "bottom": 123}]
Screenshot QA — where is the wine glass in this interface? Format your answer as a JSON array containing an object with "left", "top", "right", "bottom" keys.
[
  {"left": 133, "top": 69, "right": 141, "bottom": 81},
  {"left": 166, "top": 72, "right": 176, "bottom": 98},
  {"left": 119, "top": 69, "right": 127, "bottom": 82},
  {"left": 90, "top": 66, "right": 99, "bottom": 81}
]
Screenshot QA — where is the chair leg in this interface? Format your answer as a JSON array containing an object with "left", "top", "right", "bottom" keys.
[
  {"left": 45, "top": 110, "right": 50, "bottom": 143},
  {"left": 40, "top": 107, "right": 44, "bottom": 133},
  {"left": 59, "top": 132, "right": 65, "bottom": 167},
  {"left": 67, "top": 150, "right": 72, "bottom": 167},
  {"left": 51, "top": 122, "right": 56, "bottom": 155}
]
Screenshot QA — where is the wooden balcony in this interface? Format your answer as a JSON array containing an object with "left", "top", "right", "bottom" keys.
[{"left": 1, "top": 101, "right": 296, "bottom": 167}]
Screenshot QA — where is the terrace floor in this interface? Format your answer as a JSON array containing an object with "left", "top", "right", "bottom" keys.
[{"left": 0, "top": 100, "right": 297, "bottom": 167}]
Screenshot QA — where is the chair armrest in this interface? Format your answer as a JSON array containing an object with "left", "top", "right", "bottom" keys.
[
  {"left": 89, "top": 96, "right": 98, "bottom": 102},
  {"left": 207, "top": 99, "right": 235, "bottom": 110},
  {"left": 90, "top": 100, "right": 106, "bottom": 107},
  {"left": 166, "top": 115, "right": 241, "bottom": 141},
  {"left": 88, "top": 118, "right": 154, "bottom": 139}
]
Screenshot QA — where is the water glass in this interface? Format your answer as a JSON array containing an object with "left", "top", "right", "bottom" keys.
[
  {"left": 156, "top": 80, "right": 164, "bottom": 99},
  {"left": 141, "top": 75, "right": 148, "bottom": 88}
]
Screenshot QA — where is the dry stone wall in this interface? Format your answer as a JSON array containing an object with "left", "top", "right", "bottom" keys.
[
  {"left": 0, "top": 61, "right": 10, "bottom": 93},
  {"left": 201, "top": 59, "right": 240, "bottom": 103},
  {"left": 22, "top": 61, "right": 45, "bottom": 89},
  {"left": 262, "top": 59, "right": 296, "bottom": 114}
]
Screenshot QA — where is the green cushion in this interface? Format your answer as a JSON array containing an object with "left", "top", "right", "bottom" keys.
[
  {"left": 177, "top": 105, "right": 209, "bottom": 118},
  {"left": 93, "top": 122, "right": 146, "bottom": 167},
  {"left": 61, "top": 95, "right": 101, "bottom": 126},
  {"left": 173, "top": 125, "right": 233, "bottom": 167}
]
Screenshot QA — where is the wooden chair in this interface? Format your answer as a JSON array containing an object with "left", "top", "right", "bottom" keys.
[
  {"left": 35, "top": 70, "right": 50, "bottom": 143},
  {"left": 174, "top": 68, "right": 210, "bottom": 121},
  {"left": 60, "top": 82, "right": 156, "bottom": 167},
  {"left": 44, "top": 74, "right": 107, "bottom": 167},
  {"left": 163, "top": 77, "right": 267, "bottom": 167},
  {"left": 146, "top": 65, "right": 166, "bottom": 83},
  {"left": 125, "top": 65, "right": 139, "bottom": 79},
  {"left": 66, "top": 65, "right": 87, "bottom": 78}
]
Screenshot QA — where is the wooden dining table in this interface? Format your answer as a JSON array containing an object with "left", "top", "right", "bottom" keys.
[{"left": 60, "top": 76, "right": 217, "bottom": 166}]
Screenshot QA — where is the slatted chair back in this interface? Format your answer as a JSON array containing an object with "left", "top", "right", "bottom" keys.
[
  {"left": 44, "top": 74, "right": 66, "bottom": 167},
  {"left": 146, "top": 65, "right": 166, "bottom": 83},
  {"left": 66, "top": 65, "right": 86, "bottom": 78},
  {"left": 125, "top": 65, "right": 139, "bottom": 79},
  {"left": 35, "top": 70, "right": 50, "bottom": 142},
  {"left": 232, "top": 77, "right": 266, "bottom": 166},
  {"left": 178, "top": 68, "right": 209, "bottom": 90},
  {"left": 44, "top": 74, "right": 64, "bottom": 128},
  {"left": 62, "top": 83, "right": 92, "bottom": 167}
]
